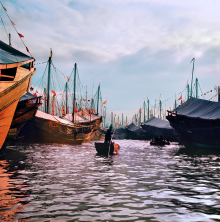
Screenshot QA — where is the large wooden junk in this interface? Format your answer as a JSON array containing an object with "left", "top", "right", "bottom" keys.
[
  {"left": 17, "top": 52, "right": 102, "bottom": 144},
  {"left": 0, "top": 40, "right": 35, "bottom": 149},
  {"left": 166, "top": 97, "right": 220, "bottom": 148}
]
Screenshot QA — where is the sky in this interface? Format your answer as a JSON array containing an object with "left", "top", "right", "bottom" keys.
[{"left": 1, "top": 0, "right": 220, "bottom": 124}]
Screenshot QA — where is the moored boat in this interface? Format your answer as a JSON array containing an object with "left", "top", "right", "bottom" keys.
[
  {"left": 0, "top": 41, "right": 36, "bottom": 149},
  {"left": 95, "top": 142, "right": 120, "bottom": 155},
  {"left": 166, "top": 97, "right": 220, "bottom": 148}
]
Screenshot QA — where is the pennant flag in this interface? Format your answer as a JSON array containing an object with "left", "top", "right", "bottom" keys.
[
  {"left": 11, "top": 20, "right": 15, "bottom": 25},
  {"left": 103, "top": 100, "right": 107, "bottom": 105},
  {"left": 51, "top": 90, "right": 56, "bottom": 96},
  {"left": 26, "top": 47, "right": 29, "bottom": 53},
  {"left": 33, "top": 93, "right": 37, "bottom": 97},
  {"left": 3, "top": 6, "right": 7, "bottom": 11},
  {"left": 139, "top": 109, "right": 141, "bottom": 113},
  {"left": 67, "top": 77, "right": 70, "bottom": 82},
  {"left": 115, "top": 122, "right": 119, "bottom": 126},
  {"left": 178, "top": 94, "right": 182, "bottom": 100},
  {"left": 206, "top": 91, "right": 209, "bottom": 94},
  {"left": 45, "top": 84, "right": 47, "bottom": 89},
  {"left": 18, "top": 33, "right": 24, "bottom": 38},
  {"left": 74, "top": 107, "right": 78, "bottom": 112}
]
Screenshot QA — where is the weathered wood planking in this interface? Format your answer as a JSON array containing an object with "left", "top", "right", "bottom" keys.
[{"left": 0, "top": 99, "right": 19, "bottom": 148}]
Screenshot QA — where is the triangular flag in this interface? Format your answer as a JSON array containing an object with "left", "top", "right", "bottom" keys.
[
  {"left": 18, "top": 33, "right": 24, "bottom": 38},
  {"left": 3, "top": 6, "right": 7, "bottom": 11},
  {"left": 26, "top": 47, "right": 29, "bottom": 53},
  {"left": 103, "top": 100, "right": 107, "bottom": 105},
  {"left": 178, "top": 94, "right": 182, "bottom": 100},
  {"left": 11, "top": 20, "right": 15, "bottom": 25},
  {"left": 115, "top": 122, "right": 119, "bottom": 125}
]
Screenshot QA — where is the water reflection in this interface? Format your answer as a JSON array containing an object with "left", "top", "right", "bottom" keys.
[{"left": 0, "top": 147, "right": 30, "bottom": 221}]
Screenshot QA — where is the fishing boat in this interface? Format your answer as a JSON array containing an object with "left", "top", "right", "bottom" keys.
[
  {"left": 95, "top": 142, "right": 120, "bottom": 155},
  {"left": 6, "top": 92, "right": 41, "bottom": 141},
  {"left": 16, "top": 51, "right": 102, "bottom": 144},
  {"left": 0, "top": 40, "right": 36, "bottom": 149},
  {"left": 141, "top": 116, "right": 178, "bottom": 141},
  {"left": 166, "top": 97, "right": 220, "bottom": 148}
]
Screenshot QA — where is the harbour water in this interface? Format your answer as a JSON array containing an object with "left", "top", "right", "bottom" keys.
[{"left": 0, "top": 140, "right": 220, "bottom": 221}]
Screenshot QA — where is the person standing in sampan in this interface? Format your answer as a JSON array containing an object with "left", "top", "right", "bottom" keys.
[{"left": 105, "top": 125, "right": 113, "bottom": 143}]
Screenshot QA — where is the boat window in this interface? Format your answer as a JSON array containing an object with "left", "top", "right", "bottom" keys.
[
  {"left": 21, "top": 62, "right": 30, "bottom": 69},
  {"left": 0, "top": 67, "right": 17, "bottom": 81}
]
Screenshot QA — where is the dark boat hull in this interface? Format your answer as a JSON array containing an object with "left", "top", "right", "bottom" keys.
[
  {"left": 167, "top": 114, "right": 220, "bottom": 148},
  {"left": 95, "top": 142, "right": 114, "bottom": 155}
]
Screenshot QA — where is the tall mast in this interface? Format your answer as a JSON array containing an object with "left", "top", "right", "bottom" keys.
[
  {"left": 65, "top": 82, "right": 68, "bottom": 114},
  {"left": 139, "top": 108, "right": 141, "bottom": 125},
  {"left": 47, "top": 49, "right": 52, "bottom": 114},
  {"left": 72, "top": 63, "right": 77, "bottom": 123},
  {"left": 122, "top": 113, "right": 123, "bottom": 126},
  {"left": 187, "top": 82, "right": 190, "bottom": 100},
  {"left": 195, "top": 78, "right": 198, "bottom": 98},
  {"left": 126, "top": 116, "right": 127, "bottom": 126},
  {"left": 97, "top": 83, "right": 100, "bottom": 115},
  {"left": 86, "top": 85, "right": 88, "bottom": 108},
  {"left": 190, "top": 58, "right": 195, "bottom": 98},
  {"left": 174, "top": 94, "right": 177, "bottom": 109},
  {"left": 9, "top": 32, "right": 11, "bottom": 46},
  {"left": 147, "top": 98, "right": 149, "bottom": 120},
  {"left": 143, "top": 101, "right": 146, "bottom": 122},
  {"left": 159, "top": 100, "right": 162, "bottom": 119}
]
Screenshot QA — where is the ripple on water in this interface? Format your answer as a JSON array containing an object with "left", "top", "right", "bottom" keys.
[{"left": 1, "top": 141, "right": 220, "bottom": 221}]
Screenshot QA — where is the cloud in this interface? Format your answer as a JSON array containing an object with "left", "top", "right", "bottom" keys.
[{"left": 1, "top": 0, "right": 219, "bottom": 123}]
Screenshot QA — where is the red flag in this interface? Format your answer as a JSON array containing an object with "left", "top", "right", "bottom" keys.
[
  {"left": 93, "top": 110, "right": 96, "bottom": 114},
  {"left": 178, "top": 94, "right": 182, "bottom": 100},
  {"left": 33, "top": 93, "right": 37, "bottom": 97},
  {"left": 74, "top": 107, "right": 78, "bottom": 112},
  {"left": 103, "top": 100, "right": 107, "bottom": 105},
  {"left": 11, "top": 20, "right": 15, "bottom": 25},
  {"left": 26, "top": 47, "right": 29, "bottom": 53},
  {"left": 67, "top": 77, "right": 70, "bottom": 82},
  {"left": 51, "top": 90, "right": 56, "bottom": 96},
  {"left": 18, "top": 33, "right": 24, "bottom": 38},
  {"left": 139, "top": 109, "right": 141, "bottom": 113},
  {"left": 115, "top": 122, "right": 119, "bottom": 125}
]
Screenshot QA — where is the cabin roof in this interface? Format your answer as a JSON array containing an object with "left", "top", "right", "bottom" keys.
[
  {"left": 142, "top": 116, "right": 172, "bottom": 129},
  {"left": 174, "top": 97, "right": 220, "bottom": 120},
  {"left": 0, "top": 40, "right": 33, "bottom": 66}
]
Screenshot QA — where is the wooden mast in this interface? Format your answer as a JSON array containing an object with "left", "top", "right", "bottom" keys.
[
  {"left": 143, "top": 100, "right": 146, "bottom": 122},
  {"left": 96, "top": 83, "right": 100, "bottom": 115},
  {"left": 195, "top": 78, "right": 198, "bottom": 98},
  {"left": 190, "top": 58, "right": 195, "bottom": 98},
  {"left": 47, "top": 49, "right": 52, "bottom": 114},
  {"left": 147, "top": 98, "right": 149, "bottom": 120},
  {"left": 72, "top": 63, "right": 77, "bottom": 123},
  {"left": 65, "top": 82, "right": 68, "bottom": 114}
]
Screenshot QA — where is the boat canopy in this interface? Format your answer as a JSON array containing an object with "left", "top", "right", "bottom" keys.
[
  {"left": 142, "top": 116, "right": 172, "bottom": 129},
  {"left": 0, "top": 40, "right": 33, "bottom": 65},
  {"left": 126, "top": 123, "right": 142, "bottom": 132},
  {"left": 174, "top": 97, "right": 220, "bottom": 120},
  {"left": 19, "top": 92, "right": 36, "bottom": 102}
]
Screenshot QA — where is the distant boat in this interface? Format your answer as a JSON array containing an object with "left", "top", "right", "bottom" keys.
[
  {"left": 95, "top": 142, "right": 120, "bottom": 155},
  {"left": 166, "top": 97, "right": 220, "bottom": 148},
  {"left": 0, "top": 40, "right": 36, "bottom": 149},
  {"left": 141, "top": 116, "right": 178, "bottom": 142}
]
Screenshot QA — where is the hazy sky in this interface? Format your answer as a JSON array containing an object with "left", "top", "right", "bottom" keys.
[{"left": 1, "top": 0, "right": 220, "bottom": 123}]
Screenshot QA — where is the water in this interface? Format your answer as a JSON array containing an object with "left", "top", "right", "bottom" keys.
[{"left": 1, "top": 140, "right": 220, "bottom": 221}]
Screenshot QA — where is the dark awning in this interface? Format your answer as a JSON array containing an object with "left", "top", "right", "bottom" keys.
[
  {"left": 142, "top": 116, "right": 172, "bottom": 129},
  {"left": 126, "top": 123, "right": 142, "bottom": 132},
  {"left": 0, "top": 40, "right": 33, "bottom": 65},
  {"left": 19, "top": 92, "right": 36, "bottom": 102},
  {"left": 174, "top": 97, "right": 220, "bottom": 120}
]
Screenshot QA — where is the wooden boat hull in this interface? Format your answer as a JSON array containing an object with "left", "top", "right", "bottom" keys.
[
  {"left": 167, "top": 114, "right": 220, "bottom": 148},
  {"left": 95, "top": 142, "right": 120, "bottom": 155},
  {"left": 16, "top": 112, "right": 102, "bottom": 144},
  {"left": 0, "top": 99, "right": 19, "bottom": 148},
  {"left": 6, "top": 96, "right": 41, "bottom": 141},
  {"left": 0, "top": 73, "right": 34, "bottom": 148},
  {"left": 95, "top": 142, "right": 114, "bottom": 155}
]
